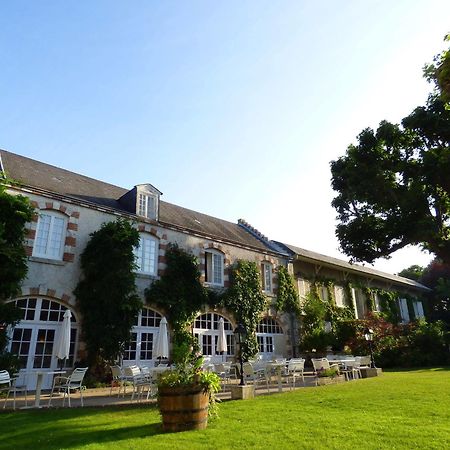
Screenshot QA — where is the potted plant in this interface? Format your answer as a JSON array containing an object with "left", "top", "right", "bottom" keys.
[
  {"left": 157, "top": 341, "right": 221, "bottom": 432},
  {"left": 316, "top": 367, "right": 342, "bottom": 385}
]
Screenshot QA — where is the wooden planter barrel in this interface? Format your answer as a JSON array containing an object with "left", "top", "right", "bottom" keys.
[{"left": 158, "top": 384, "right": 209, "bottom": 432}]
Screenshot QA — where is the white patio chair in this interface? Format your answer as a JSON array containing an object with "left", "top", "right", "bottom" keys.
[
  {"left": 48, "top": 367, "right": 89, "bottom": 407},
  {"left": 123, "top": 366, "right": 154, "bottom": 401},
  {"left": 345, "top": 360, "right": 362, "bottom": 380},
  {"left": 311, "top": 358, "right": 339, "bottom": 385},
  {"left": 242, "top": 362, "right": 270, "bottom": 392},
  {"left": 355, "top": 356, "right": 371, "bottom": 368},
  {"left": 1, "top": 370, "right": 28, "bottom": 410},
  {"left": 284, "top": 359, "right": 305, "bottom": 389},
  {"left": 110, "top": 365, "right": 126, "bottom": 397}
]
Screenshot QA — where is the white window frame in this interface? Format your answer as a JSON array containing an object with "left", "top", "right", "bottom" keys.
[
  {"left": 352, "top": 288, "right": 367, "bottom": 319},
  {"left": 334, "top": 285, "right": 345, "bottom": 308},
  {"left": 256, "top": 318, "right": 283, "bottom": 360},
  {"left": 297, "top": 278, "right": 310, "bottom": 304},
  {"left": 137, "top": 193, "right": 157, "bottom": 219},
  {"left": 7, "top": 298, "right": 78, "bottom": 390},
  {"left": 261, "top": 262, "right": 273, "bottom": 293},
  {"left": 32, "top": 211, "right": 67, "bottom": 260},
  {"left": 193, "top": 313, "right": 235, "bottom": 362},
  {"left": 412, "top": 301, "right": 425, "bottom": 319},
  {"left": 205, "top": 249, "right": 224, "bottom": 286},
  {"left": 399, "top": 298, "right": 410, "bottom": 323},
  {"left": 134, "top": 233, "right": 158, "bottom": 275},
  {"left": 123, "top": 308, "right": 165, "bottom": 366}
]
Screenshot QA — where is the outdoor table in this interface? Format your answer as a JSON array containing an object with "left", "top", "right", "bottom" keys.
[
  {"left": 21, "top": 370, "right": 66, "bottom": 408},
  {"left": 266, "top": 362, "right": 287, "bottom": 392}
]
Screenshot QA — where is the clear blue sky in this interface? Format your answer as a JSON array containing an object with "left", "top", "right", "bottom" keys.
[{"left": 1, "top": 1, "right": 449, "bottom": 274}]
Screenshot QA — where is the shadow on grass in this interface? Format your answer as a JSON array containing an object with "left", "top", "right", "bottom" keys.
[{"left": 0, "top": 406, "right": 168, "bottom": 450}]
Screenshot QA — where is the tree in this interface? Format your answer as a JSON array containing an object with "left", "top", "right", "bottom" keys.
[
  {"left": 331, "top": 95, "right": 450, "bottom": 265},
  {"left": 424, "top": 34, "right": 450, "bottom": 107},
  {"left": 74, "top": 219, "right": 142, "bottom": 367},
  {"left": 420, "top": 259, "right": 450, "bottom": 324},
  {"left": 145, "top": 243, "right": 209, "bottom": 348},
  {"left": 0, "top": 174, "right": 34, "bottom": 353},
  {"left": 398, "top": 265, "right": 424, "bottom": 282}
]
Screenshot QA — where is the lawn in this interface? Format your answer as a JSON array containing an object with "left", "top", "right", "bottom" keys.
[{"left": 1, "top": 369, "right": 449, "bottom": 449}]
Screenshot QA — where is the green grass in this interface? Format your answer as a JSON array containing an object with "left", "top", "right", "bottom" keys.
[{"left": 1, "top": 369, "right": 450, "bottom": 449}]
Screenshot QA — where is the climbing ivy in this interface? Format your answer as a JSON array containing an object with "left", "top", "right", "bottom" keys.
[
  {"left": 145, "top": 243, "right": 209, "bottom": 350},
  {"left": 74, "top": 219, "right": 142, "bottom": 367},
  {"left": 222, "top": 260, "right": 267, "bottom": 361},
  {"left": 276, "top": 265, "right": 301, "bottom": 316}
]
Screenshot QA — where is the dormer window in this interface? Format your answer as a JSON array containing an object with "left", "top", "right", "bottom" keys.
[{"left": 138, "top": 193, "right": 156, "bottom": 219}]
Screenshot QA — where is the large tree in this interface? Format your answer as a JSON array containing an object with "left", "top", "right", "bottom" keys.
[
  {"left": 74, "top": 219, "right": 142, "bottom": 366},
  {"left": 0, "top": 174, "right": 34, "bottom": 351},
  {"left": 330, "top": 95, "right": 450, "bottom": 265}
]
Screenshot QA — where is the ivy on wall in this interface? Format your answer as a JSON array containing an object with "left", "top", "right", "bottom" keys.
[
  {"left": 276, "top": 265, "right": 301, "bottom": 315},
  {"left": 222, "top": 260, "right": 267, "bottom": 360},
  {"left": 145, "top": 243, "right": 209, "bottom": 349},
  {"left": 74, "top": 219, "right": 142, "bottom": 367}
]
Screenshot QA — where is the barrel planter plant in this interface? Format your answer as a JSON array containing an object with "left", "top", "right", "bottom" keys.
[{"left": 156, "top": 342, "right": 221, "bottom": 432}]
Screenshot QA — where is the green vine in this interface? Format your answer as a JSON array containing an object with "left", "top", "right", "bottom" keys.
[
  {"left": 74, "top": 219, "right": 142, "bottom": 366},
  {"left": 276, "top": 265, "right": 301, "bottom": 316},
  {"left": 145, "top": 243, "right": 209, "bottom": 350},
  {"left": 222, "top": 260, "right": 267, "bottom": 361}
]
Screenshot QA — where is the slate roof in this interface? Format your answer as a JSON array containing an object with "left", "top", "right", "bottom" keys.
[
  {"left": 275, "top": 241, "right": 430, "bottom": 292},
  {"left": 0, "top": 149, "right": 272, "bottom": 252}
]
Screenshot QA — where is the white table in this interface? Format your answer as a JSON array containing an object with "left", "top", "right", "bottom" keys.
[{"left": 32, "top": 370, "right": 66, "bottom": 408}]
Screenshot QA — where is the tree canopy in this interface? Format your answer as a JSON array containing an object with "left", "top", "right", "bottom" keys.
[
  {"left": 74, "top": 219, "right": 142, "bottom": 365},
  {"left": 331, "top": 95, "right": 450, "bottom": 265}
]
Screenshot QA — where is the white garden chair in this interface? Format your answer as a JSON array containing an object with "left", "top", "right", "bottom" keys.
[
  {"left": 48, "top": 367, "right": 89, "bottom": 407},
  {"left": 0, "top": 370, "right": 28, "bottom": 410}
]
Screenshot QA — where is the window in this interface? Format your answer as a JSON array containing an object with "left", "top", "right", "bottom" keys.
[
  {"left": 256, "top": 318, "right": 283, "bottom": 358},
  {"left": 399, "top": 298, "right": 410, "bottom": 323},
  {"left": 134, "top": 234, "right": 158, "bottom": 275},
  {"left": 205, "top": 250, "right": 224, "bottom": 285},
  {"left": 319, "top": 285, "right": 329, "bottom": 302},
  {"left": 123, "top": 308, "right": 164, "bottom": 364},
  {"left": 261, "top": 262, "right": 273, "bottom": 293},
  {"left": 334, "top": 285, "right": 345, "bottom": 308},
  {"left": 137, "top": 193, "right": 156, "bottom": 219},
  {"left": 374, "top": 292, "right": 382, "bottom": 312},
  {"left": 297, "top": 278, "right": 310, "bottom": 303},
  {"left": 413, "top": 301, "right": 425, "bottom": 319},
  {"left": 193, "top": 313, "right": 235, "bottom": 360},
  {"left": 352, "top": 288, "right": 367, "bottom": 319},
  {"left": 33, "top": 212, "right": 66, "bottom": 259},
  {"left": 7, "top": 298, "right": 78, "bottom": 390}
]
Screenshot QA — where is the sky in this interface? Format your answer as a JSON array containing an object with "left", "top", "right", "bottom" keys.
[{"left": 1, "top": 1, "right": 449, "bottom": 275}]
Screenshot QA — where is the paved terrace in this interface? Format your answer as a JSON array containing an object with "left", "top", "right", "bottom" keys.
[{"left": 2, "top": 376, "right": 327, "bottom": 410}]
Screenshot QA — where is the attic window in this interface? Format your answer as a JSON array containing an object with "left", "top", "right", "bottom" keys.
[{"left": 138, "top": 193, "right": 156, "bottom": 219}]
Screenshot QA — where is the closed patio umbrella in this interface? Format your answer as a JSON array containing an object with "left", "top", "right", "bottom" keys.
[
  {"left": 217, "top": 317, "right": 227, "bottom": 361},
  {"left": 154, "top": 317, "right": 169, "bottom": 361},
  {"left": 55, "top": 309, "right": 72, "bottom": 369}
]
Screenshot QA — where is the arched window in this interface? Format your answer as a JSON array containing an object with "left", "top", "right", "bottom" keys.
[
  {"left": 193, "top": 313, "right": 234, "bottom": 361},
  {"left": 256, "top": 317, "right": 283, "bottom": 359},
  {"left": 33, "top": 211, "right": 67, "bottom": 260},
  {"left": 134, "top": 233, "right": 159, "bottom": 275},
  {"left": 7, "top": 298, "right": 78, "bottom": 389},
  {"left": 123, "top": 308, "right": 166, "bottom": 366}
]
